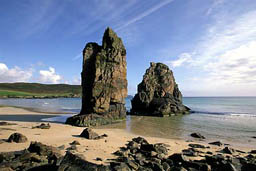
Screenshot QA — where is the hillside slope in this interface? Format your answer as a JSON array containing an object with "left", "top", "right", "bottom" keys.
[{"left": 0, "top": 83, "right": 82, "bottom": 98}]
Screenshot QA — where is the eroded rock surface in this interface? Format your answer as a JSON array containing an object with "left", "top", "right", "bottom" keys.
[
  {"left": 66, "top": 27, "right": 127, "bottom": 126},
  {"left": 131, "top": 62, "right": 190, "bottom": 116}
]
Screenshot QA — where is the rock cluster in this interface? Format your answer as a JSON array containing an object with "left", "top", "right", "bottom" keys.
[
  {"left": 131, "top": 62, "right": 190, "bottom": 116},
  {"left": 32, "top": 123, "right": 51, "bottom": 129},
  {"left": 1, "top": 137, "right": 256, "bottom": 170},
  {"left": 0, "top": 142, "right": 62, "bottom": 170},
  {"left": 66, "top": 27, "right": 127, "bottom": 126}
]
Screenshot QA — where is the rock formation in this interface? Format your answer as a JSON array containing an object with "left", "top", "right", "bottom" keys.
[
  {"left": 131, "top": 62, "right": 190, "bottom": 116},
  {"left": 66, "top": 27, "right": 127, "bottom": 126}
]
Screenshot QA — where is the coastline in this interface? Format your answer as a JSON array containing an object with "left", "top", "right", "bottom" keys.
[{"left": 0, "top": 107, "right": 255, "bottom": 166}]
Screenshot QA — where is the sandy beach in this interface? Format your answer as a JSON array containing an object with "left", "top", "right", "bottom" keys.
[{"left": 0, "top": 107, "right": 253, "bottom": 166}]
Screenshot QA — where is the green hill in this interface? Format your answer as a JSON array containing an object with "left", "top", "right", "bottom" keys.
[{"left": 0, "top": 83, "right": 82, "bottom": 98}]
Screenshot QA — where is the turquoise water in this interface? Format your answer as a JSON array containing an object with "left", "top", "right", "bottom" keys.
[{"left": 0, "top": 97, "right": 256, "bottom": 148}]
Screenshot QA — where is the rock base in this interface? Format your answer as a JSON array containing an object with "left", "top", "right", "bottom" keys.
[
  {"left": 66, "top": 103, "right": 126, "bottom": 127},
  {"left": 66, "top": 113, "right": 126, "bottom": 127}
]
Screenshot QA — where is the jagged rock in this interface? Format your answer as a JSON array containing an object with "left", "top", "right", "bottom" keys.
[
  {"left": 66, "top": 27, "right": 127, "bottom": 127},
  {"left": 132, "top": 137, "right": 149, "bottom": 145},
  {"left": 79, "top": 128, "right": 99, "bottom": 139},
  {"left": 58, "top": 152, "right": 110, "bottom": 171},
  {"left": 190, "top": 133, "right": 205, "bottom": 139},
  {"left": 131, "top": 62, "right": 190, "bottom": 116},
  {"left": 32, "top": 123, "right": 51, "bottom": 129},
  {"left": 79, "top": 128, "right": 107, "bottom": 140},
  {"left": 7, "top": 133, "right": 27, "bottom": 143}
]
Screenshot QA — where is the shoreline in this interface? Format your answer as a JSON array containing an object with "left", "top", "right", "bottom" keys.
[{"left": 0, "top": 105, "right": 74, "bottom": 115}]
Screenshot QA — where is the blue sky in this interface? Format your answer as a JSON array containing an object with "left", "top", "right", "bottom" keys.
[{"left": 0, "top": 0, "right": 256, "bottom": 96}]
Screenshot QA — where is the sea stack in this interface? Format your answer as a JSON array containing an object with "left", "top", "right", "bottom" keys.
[
  {"left": 131, "top": 62, "right": 190, "bottom": 116},
  {"left": 66, "top": 27, "right": 127, "bottom": 126}
]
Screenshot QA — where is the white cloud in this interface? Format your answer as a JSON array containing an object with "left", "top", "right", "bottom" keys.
[
  {"left": 166, "top": 9, "right": 256, "bottom": 95},
  {"left": 116, "top": 0, "right": 174, "bottom": 31},
  {"left": 0, "top": 63, "right": 33, "bottom": 83},
  {"left": 167, "top": 53, "right": 193, "bottom": 68},
  {"left": 39, "top": 67, "right": 62, "bottom": 84},
  {"left": 206, "top": 0, "right": 225, "bottom": 15},
  {"left": 204, "top": 41, "right": 256, "bottom": 84}
]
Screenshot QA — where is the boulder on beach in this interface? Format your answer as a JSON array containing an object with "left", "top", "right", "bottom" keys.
[
  {"left": 66, "top": 27, "right": 127, "bottom": 127},
  {"left": 7, "top": 133, "right": 27, "bottom": 143},
  {"left": 131, "top": 62, "right": 190, "bottom": 116},
  {"left": 79, "top": 128, "right": 107, "bottom": 140},
  {"left": 190, "top": 133, "right": 205, "bottom": 139}
]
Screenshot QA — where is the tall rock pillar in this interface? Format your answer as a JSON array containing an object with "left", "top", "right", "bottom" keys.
[{"left": 66, "top": 27, "right": 128, "bottom": 126}]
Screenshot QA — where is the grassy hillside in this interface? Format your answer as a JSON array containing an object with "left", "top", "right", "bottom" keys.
[{"left": 0, "top": 83, "right": 82, "bottom": 98}]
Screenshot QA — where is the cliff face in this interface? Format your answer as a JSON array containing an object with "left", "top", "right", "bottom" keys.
[
  {"left": 131, "top": 62, "right": 190, "bottom": 116},
  {"left": 66, "top": 27, "right": 127, "bottom": 126}
]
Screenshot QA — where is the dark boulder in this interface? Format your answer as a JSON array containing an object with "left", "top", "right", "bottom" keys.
[
  {"left": 221, "top": 147, "right": 236, "bottom": 155},
  {"left": 70, "top": 140, "right": 80, "bottom": 145},
  {"left": 7, "top": 133, "right": 27, "bottom": 143},
  {"left": 190, "top": 133, "right": 205, "bottom": 139},
  {"left": 209, "top": 141, "right": 223, "bottom": 146},
  {"left": 188, "top": 144, "right": 206, "bottom": 149},
  {"left": 79, "top": 128, "right": 102, "bottom": 140}
]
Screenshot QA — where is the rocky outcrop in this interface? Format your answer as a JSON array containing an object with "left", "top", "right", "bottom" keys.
[
  {"left": 0, "top": 142, "right": 62, "bottom": 170},
  {"left": 66, "top": 27, "right": 127, "bottom": 127},
  {"left": 131, "top": 62, "right": 190, "bottom": 116}
]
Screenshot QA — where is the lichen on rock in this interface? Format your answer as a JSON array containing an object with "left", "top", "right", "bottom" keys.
[
  {"left": 131, "top": 62, "right": 190, "bottom": 116},
  {"left": 66, "top": 27, "right": 127, "bottom": 127}
]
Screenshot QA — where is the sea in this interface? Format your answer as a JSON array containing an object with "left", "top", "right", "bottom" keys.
[{"left": 0, "top": 97, "right": 256, "bottom": 148}]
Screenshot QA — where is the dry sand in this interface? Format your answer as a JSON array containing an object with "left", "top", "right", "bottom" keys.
[{"left": 0, "top": 107, "right": 252, "bottom": 165}]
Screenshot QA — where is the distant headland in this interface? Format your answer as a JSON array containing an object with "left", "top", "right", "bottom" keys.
[{"left": 0, "top": 83, "right": 81, "bottom": 99}]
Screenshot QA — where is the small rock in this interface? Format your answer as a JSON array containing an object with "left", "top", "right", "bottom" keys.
[
  {"left": 66, "top": 145, "right": 77, "bottom": 151},
  {"left": 132, "top": 137, "right": 149, "bottom": 145},
  {"left": 221, "top": 147, "right": 235, "bottom": 155},
  {"left": 250, "top": 150, "right": 256, "bottom": 154},
  {"left": 70, "top": 140, "right": 80, "bottom": 145},
  {"left": 0, "top": 122, "right": 17, "bottom": 126},
  {"left": 58, "top": 145, "right": 65, "bottom": 150},
  {"left": 96, "top": 157, "right": 103, "bottom": 161},
  {"left": 7, "top": 133, "right": 27, "bottom": 143},
  {"left": 251, "top": 136, "right": 256, "bottom": 139},
  {"left": 79, "top": 128, "right": 99, "bottom": 140},
  {"left": 32, "top": 123, "right": 51, "bottom": 129},
  {"left": 188, "top": 144, "right": 206, "bottom": 148},
  {"left": 190, "top": 133, "right": 205, "bottom": 139},
  {"left": 209, "top": 141, "right": 223, "bottom": 146}
]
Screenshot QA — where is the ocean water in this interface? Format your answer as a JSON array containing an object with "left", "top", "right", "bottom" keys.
[{"left": 0, "top": 97, "right": 256, "bottom": 148}]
